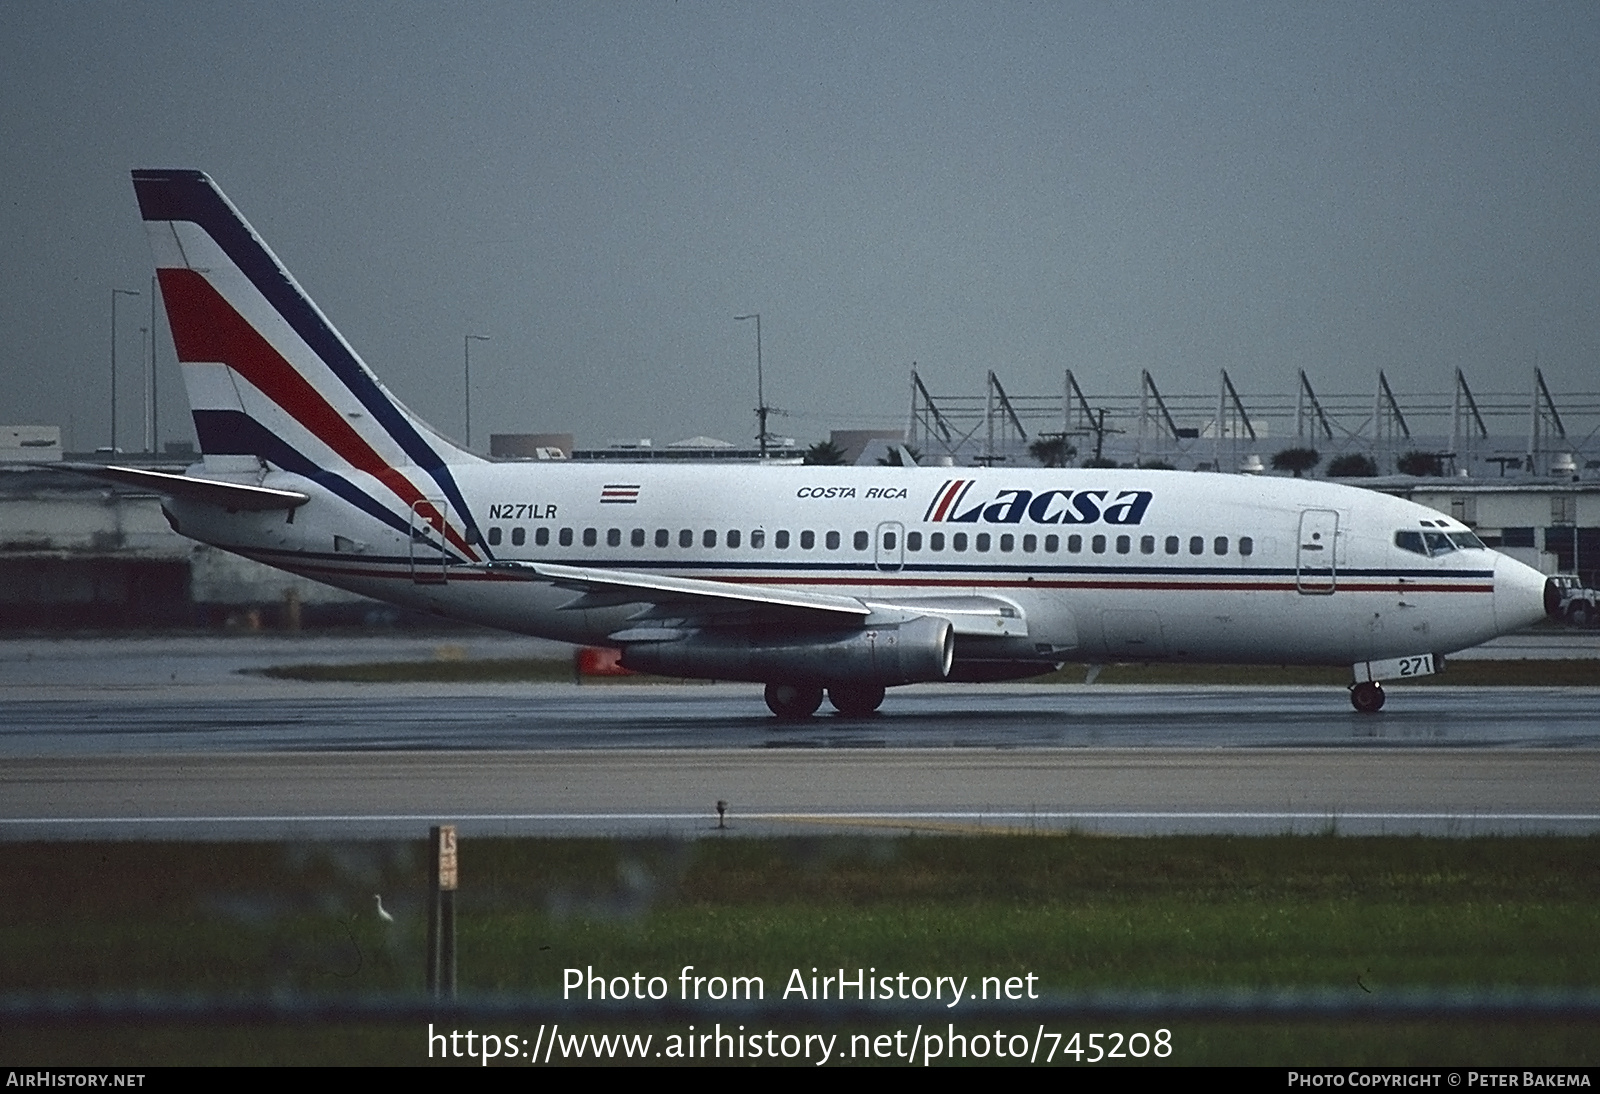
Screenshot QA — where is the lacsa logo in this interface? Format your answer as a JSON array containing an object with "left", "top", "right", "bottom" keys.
[{"left": 923, "top": 480, "right": 1154, "bottom": 525}]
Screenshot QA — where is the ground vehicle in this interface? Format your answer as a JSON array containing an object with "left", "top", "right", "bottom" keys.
[{"left": 1547, "top": 574, "right": 1598, "bottom": 626}]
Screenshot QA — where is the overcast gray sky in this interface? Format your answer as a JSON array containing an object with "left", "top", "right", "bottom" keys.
[{"left": 2, "top": 2, "right": 1597, "bottom": 453}]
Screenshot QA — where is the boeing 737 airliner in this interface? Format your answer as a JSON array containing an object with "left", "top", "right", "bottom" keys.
[{"left": 80, "top": 170, "right": 1555, "bottom": 717}]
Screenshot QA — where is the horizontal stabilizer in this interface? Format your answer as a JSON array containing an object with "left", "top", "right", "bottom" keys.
[{"left": 54, "top": 463, "right": 309, "bottom": 511}]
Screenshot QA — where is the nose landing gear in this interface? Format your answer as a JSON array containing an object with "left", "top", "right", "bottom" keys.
[{"left": 1350, "top": 681, "right": 1386, "bottom": 713}]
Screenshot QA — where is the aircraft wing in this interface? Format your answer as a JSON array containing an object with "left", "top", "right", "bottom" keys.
[
  {"left": 51, "top": 463, "right": 310, "bottom": 511},
  {"left": 482, "top": 560, "right": 1027, "bottom": 637},
  {"left": 484, "top": 560, "right": 872, "bottom": 621}
]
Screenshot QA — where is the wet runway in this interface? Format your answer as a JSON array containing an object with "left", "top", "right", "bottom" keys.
[
  {"left": 2, "top": 634, "right": 1597, "bottom": 838},
  {"left": 3, "top": 681, "right": 1600, "bottom": 753}
]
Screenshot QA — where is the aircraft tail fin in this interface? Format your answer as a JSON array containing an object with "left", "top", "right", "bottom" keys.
[
  {"left": 133, "top": 169, "right": 484, "bottom": 551},
  {"left": 133, "top": 171, "right": 475, "bottom": 474}
]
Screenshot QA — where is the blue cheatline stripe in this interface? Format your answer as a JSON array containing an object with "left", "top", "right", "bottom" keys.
[
  {"left": 132, "top": 170, "right": 483, "bottom": 548},
  {"left": 232, "top": 541, "right": 1494, "bottom": 585},
  {"left": 190, "top": 409, "right": 411, "bottom": 540}
]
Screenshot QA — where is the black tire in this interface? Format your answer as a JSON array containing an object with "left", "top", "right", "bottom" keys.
[
  {"left": 764, "top": 682, "right": 823, "bottom": 720},
  {"left": 828, "top": 683, "right": 887, "bottom": 718},
  {"left": 1350, "top": 681, "right": 1386, "bottom": 713}
]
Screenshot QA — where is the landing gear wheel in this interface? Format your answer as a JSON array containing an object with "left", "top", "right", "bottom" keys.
[
  {"left": 828, "top": 683, "right": 887, "bottom": 718},
  {"left": 1350, "top": 681, "right": 1386, "bottom": 713},
  {"left": 764, "top": 682, "right": 823, "bottom": 720}
]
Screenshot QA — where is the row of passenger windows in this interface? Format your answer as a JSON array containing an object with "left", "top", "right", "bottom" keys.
[{"left": 484, "top": 525, "right": 1254, "bottom": 557}]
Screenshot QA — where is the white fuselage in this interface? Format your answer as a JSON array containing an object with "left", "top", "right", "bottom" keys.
[{"left": 167, "top": 462, "right": 1547, "bottom": 671}]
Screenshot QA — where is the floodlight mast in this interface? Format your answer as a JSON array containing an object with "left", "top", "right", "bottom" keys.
[{"left": 735, "top": 313, "right": 770, "bottom": 458}]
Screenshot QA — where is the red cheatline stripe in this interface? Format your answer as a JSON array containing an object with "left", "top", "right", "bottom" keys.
[{"left": 159, "top": 269, "right": 477, "bottom": 560}]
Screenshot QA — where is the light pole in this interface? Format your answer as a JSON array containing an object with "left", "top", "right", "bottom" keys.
[
  {"left": 110, "top": 288, "right": 140, "bottom": 453},
  {"left": 464, "top": 334, "right": 489, "bottom": 450},
  {"left": 151, "top": 275, "right": 160, "bottom": 455},
  {"left": 734, "top": 313, "right": 767, "bottom": 458}
]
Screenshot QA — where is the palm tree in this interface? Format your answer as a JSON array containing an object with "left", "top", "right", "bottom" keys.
[
  {"left": 803, "top": 440, "right": 849, "bottom": 466},
  {"left": 1271, "top": 447, "right": 1320, "bottom": 478},
  {"left": 1396, "top": 450, "right": 1444, "bottom": 477},
  {"left": 876, "top": 445, "right": 922, "bottom": 467},
  {"left": 1027, "top": 435, "right": 1076, "bottom": 468},
  {"left": 1326, "top": 453, "right": 1378, "bottom": 477}
]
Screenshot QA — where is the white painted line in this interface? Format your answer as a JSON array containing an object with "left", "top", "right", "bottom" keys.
[{"left": 4, "top": 811, "right": 1600, "bottom": 825}]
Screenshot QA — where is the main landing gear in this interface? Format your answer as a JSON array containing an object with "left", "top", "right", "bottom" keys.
[
  {"left": 763, "top": 682, "right": 887, "bottom": 719},
  {"left": 764, "top": 682, "right": 823, "bottom": 720},
  {"left": 1349, "top": 681, "right": 1386, "bottom": 713}
]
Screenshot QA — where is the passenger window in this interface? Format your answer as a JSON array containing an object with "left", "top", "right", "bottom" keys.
[
  {"left": 854, "top": 530, "right": 869, "bottom": 550},
  {"left": 559, "top": 527, "right": 573, "bottom": 547},
  {"left": 1141, "top": 535, "right": 1155, "bottom": 555},
  {"left": 1044, "top": 534, "right": 1059, "bottom": 553},
  {"left": 975, "top": 533, "right": 991, "bottom": 551},
  {"left": 776, "top": 530, "right": 790, "bottom": 549},
  {"left": 607, "top": 528, "right": 621, "bottom": 547},
  {"left": 655, "top": 529, "right": 669, "bottom": 548},
  {"left": 727, "top": 529, "right": 741, "bottom": 549},
  {"left": 1238, "top": 536, "right": 1253, "bottom": 556},
  {"left": 953, "top": 533, "right": 968, "bottom": 551},
  {"left": 1000, "top": 534, "right": 1014, "bottom": 552},
  {"left": 535, "top": 526, "right": 549, "bottom": 547},
  {"left": 907, "top": 531, "right": 922, "bottom": 551},
  {"left": 1165, "top": 535, "right": 1179, "bottom": 555},
  {"left": 883, "top": 531, "right": 897, "bottom": 550},
  {"left": 1067, "top": 534, "right": 1082, "bottom": 553},
  {"left": 800, "top": 530, "right": 815, "bottom": 549},
  {"left": 631, "top": 528, "right": 645, "bottom": 547},
  {"left": 1092, "top": 534, "right": 1106, "bottom": 554},
  {"left": 930, "top": 532, "right": 945, "bottom": 551},
  {"left": 1023, "top": 534, "right": 1037, "bottom": 552},
  {"left": 487, "top": 526, "right": 503, "bottom": 546},
  {"left": 511, "top": 527, "right": 526, "bottom": 547},
  {"left": 679, "top": 529, "right": 693, "bottom": 548},
  {"left": 1214, "top": 536, "right": 1228, "bottom": 555},
  {"left": 583, "top": 528, "right": 597, "bottom": 547},
  {"left": 1116, "top": 534, "right": 1130, "bottom": 554},
  {"left": 1189, "top": 536, "right": 1204, "bottom": 556},
  {"left": 751, "top": 530, "right": 765, "bottom": 549},
  {"left": 825, "top": 531, "right": 840, "bottom": 550},
  {"left": 703, "top": 529, "right": 718, "bottom": 548}
]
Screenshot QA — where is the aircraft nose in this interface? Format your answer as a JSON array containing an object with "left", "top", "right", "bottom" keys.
[{"left": 1493, "top": 552, "right": 1551, "bottom": 634}]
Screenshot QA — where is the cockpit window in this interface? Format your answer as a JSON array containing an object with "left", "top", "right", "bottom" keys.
[
  {"left": 1423, "top": 532, "right": 1456, "bottom": 555},
  {"left": 1395, "top": 531, "right": 1427, "bottom": 555},
  {"left": 1396, "top": 530, "right": 1474, "bottom": 557}
]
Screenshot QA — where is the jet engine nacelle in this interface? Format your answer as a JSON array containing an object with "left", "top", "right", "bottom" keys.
[{"left": 620, "top": 615, "right": 955, "bottom": 685}]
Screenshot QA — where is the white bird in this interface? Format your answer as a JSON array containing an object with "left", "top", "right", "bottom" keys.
[{"left": 373, "top": 894, "right": 394, "bottom": 923}]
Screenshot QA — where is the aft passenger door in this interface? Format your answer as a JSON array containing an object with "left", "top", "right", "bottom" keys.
[
  {"left": 1296, "top": 509, "right": 1338, "bottom": 594},
  {"left": 409, "top": 499, "right": 449, "bottom": 585}
]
